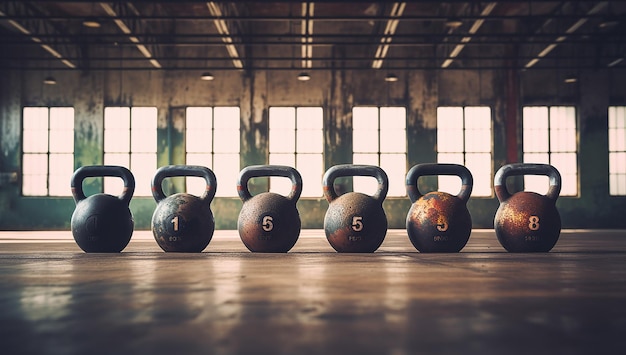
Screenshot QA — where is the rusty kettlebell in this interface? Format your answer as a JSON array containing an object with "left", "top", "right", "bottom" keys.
[
  {"left": 237, "top": 165, "right": 302, "bottom": 253},
  {"left": 323, "top": 164, "right": 388, "bottom": 253},
  {"left": 405, "top": 163, "right": 473, "bottom": 253},
  {"left": 70, "top": 165, "right": 135, "bottom": 253},
  {"left": 151, "top": 165, "right": 217, "bottom": 252},
  {"left": 494, "top": 163, "right": 562, "bottom": 252}
]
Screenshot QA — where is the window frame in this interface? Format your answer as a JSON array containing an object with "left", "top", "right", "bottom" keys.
[
  {"left": 21, "top": 106, "right": 75, "bottom": 197},
  {"left": 436, "top": 106, "right": 493, "bottom": 198},
  {"left": 352, "top": 106, "right": 408, "bottom": 198}
]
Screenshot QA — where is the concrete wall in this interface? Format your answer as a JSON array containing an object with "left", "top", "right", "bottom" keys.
[{"left": 1, "top": 66, "right": 625, "bottom": 230}]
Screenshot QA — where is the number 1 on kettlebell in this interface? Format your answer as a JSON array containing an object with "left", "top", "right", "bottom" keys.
[{"left": 171, "top": 216, "right": 179, "bottom": 232}]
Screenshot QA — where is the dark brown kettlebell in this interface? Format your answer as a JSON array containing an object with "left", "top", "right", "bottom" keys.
[
  {"left": 151, "top": 165, "right": 217, "bottom": 252},
  {"left": 405, "top": 163, "right": 473, "bottom": 253},
  {"left": 237, "top": 165, "right": 302, "bottom": 253},
  {"left": 494, "top": 163, "right": 562, "bottom": 252},
  {"left": 70, "top": 165, "right": 135, "bottom": 253},
  {"left": 323, "top": 164, "right": 388, "bottom": 253}
]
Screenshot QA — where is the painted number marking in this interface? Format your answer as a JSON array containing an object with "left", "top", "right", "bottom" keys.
[
  {"left": 528, "top": 216, "right": 540, "bottom": 231},
  {"left": 171, "top": 216, "right": 179, "bottom": 232},
  {"left": 262, "top": 216, "right": 274, "bottom": 232},
  {"left": 436, "top": 222, "right": 449, "bottom": 232},
  {"left": 352, "top": 216, "right": 363, "bottom": 232}
]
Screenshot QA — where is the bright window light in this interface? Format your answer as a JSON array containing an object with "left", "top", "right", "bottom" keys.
[
  {"left": 22, "top": 107, "right": 74, "bottom": 196},
  {"left": 186, "top": 107, "right": 240, "bottom": 197},
  {"left": 104, "top": 107, "right": 157, "bottom": 196},
  {"left": 523, "top": 106, "right": 578, "bottom": 196},
  {"left": 437, "top": 106, "right": 492, "bottom": 197},
  {"left": 269, "top": 107, "right": 323, "bottom": 198},
  {"left": 609, "top": 106, "right": 626, "bottom": 195},
  {"left": 353, "top": 106, "right": 407, "bottom": 197}
]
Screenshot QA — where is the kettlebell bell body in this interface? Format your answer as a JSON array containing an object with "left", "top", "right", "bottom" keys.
[
  {"left": 494, "top": 163, "right": 562, "bottom": 252},
  {"left": 70, "top": 165, "right": 135, "bottom": 253},
  {"left": 405, "top": 163, "right": 473, "bottom": 253},
  {"left": 237, "top": 165, "right": 303, "bottom": 253},
  {"left": 323, "top": 164, "right": 388, "bottom": 253},
  {"left": 151, "top": 165, "right": 217, "bottom": 252}
]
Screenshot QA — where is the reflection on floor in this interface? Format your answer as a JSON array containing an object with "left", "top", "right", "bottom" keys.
[{"left": 1, "top": 229, "right": 625, "bottom": 355}]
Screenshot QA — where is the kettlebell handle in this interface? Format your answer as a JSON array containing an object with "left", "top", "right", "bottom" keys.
[
  {"left": 323, "top": 164, "right": 389, "bottom": 203},
  {"left": 71, "top": 165, "right": 135, "bottom": 205},
  {"left": 151, "top": 165, "right": 217, "bottom": 203},
  {"left": 494, "top": 163, "right": 562, "bottom": 202},
  {"left": 237, "top": 165, "right": 303, "bottom": 202},
  {"left": 405, "top": 163, "right": 473, "bottom": 203}
]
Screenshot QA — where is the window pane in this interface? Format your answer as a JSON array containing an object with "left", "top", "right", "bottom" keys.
[
  {"left": 131, "top": 107, "right": 157, "bottom": 153},
  {"left": 437, "top": 107, "right": 464, "bottom": 153},
  {"left": 48, "top": 153, "right": 73, "bottom": 196},
  {"left": 23, "top": 107, "right": 49, "bottom": 153},
  {"left": 297, "top": 154, "right": 323, "bottom": 197},
  {"left": 104, "top": 107, "right": 130, "bottom": 153},
  {"left": 213, "top": 153, "right": 239, "bottom": 197},
  {"left": 352, "top": 153, "right": 379, "bottom": 196},
  {"left": 464, "top": 107, "right": 491, "bottom": 153},
  {"left": 465, "top": 153, "right": 492, "bottom": 197},
  {"left": 353, "top": 107, "right": 379, "bottom": 153},
  {"left": 214, "top": 107, "right": 240, "bottom": 129},
  {"left": 269, "top": 108, "right": 296, "bottom": 153},
  {"left": 523, "top": 106, "right": 549, "bottom": 153},
  {"left": 186, "top": 153, "right": 212, "bottom": 168},
  {"left": 549, "top": 106, "right": 576, "bottom": 152},
  {"left": 297, "top": 108, "right": 323, "bottom": 154},
  {"left": 380, "top": 153, "right": 406, "bottom": 197},
  {"left": 437, "top": 153, "right": 464, "bottom": 195},
  {"left": 551, "top": 152, "right": 577, "bottom": 196},
  {"left": 103, "top": 153, "right": 129, "bottom": 195},
  {"left": 22, "top": 154, "right": 48, "bottom": 196},
  {"left": 186, "top": 107, "right": 212, "bottom": 153},
  {"left": 49, "top": 108, "right": 74, "bottom": 153},
  {"left": 380, "top": 107, "right": 406, "bottom": 129},
  {"left": 269, "top": 153, "right": 295, "bottom": 195},
  {"left": 214, "top": 107, "right": 240, "bottom": 153}
]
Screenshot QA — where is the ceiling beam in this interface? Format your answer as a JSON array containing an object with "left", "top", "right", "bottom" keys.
[
  {"left": 441, "top": 2, "right": 497, "bottom": 68},
  {"left": 100, "top": 2, "right": 161, "bottom": 69},
  {"left": 301, "top": 2, "right": 314, "bottom": 69},
  {"left": 0, "top": 2, "right": 77, "bottom": 68},
  {"left": 372, "top": 2, "right": 406, "bottom": 69},
  {"left": 206, "top": 2, "right": 243, "bottom": 69},
  {"left": 524, "top": 1, "right": 608, "bottom": 69}
]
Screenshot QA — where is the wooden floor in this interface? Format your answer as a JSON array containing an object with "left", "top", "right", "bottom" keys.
[{"left": 1, "top": 229, "right": 626, "bottom": 355}]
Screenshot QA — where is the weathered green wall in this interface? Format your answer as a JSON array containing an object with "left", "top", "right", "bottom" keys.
[{"left": 1, "top": 65, "right": 625, "bottom": 231}]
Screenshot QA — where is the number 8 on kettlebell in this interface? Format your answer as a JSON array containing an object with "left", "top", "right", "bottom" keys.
[
  {"left": 323, "top": 164, "right": 388, "bottom": 253},
  {"left": 494, "top": 163, "right": 562, "bottom": 252}
]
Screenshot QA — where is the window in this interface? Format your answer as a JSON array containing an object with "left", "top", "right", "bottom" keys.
[
  {"left": 186, "top": 107, "right": 240, "bottom": 197},
  {"left": 437, "top": 106, "right": 492, "bottom": 197},
  {"left": 22, "top": 107, "right": 74, "bottom": 196},
  {"left": 269, "top": 107, "right": 323, "bottom": 197},
  {"left": 104, "top": 107, "right": 157, "bottom": 197},
  {"left": 353, "top": 107, "right": 406, "bottom": 197},
  {"left": 609, "top": 106, "right": 626, "bottom": 196},
  {"left": 523, "top": 106, "right": 577, "bottom": 196}
]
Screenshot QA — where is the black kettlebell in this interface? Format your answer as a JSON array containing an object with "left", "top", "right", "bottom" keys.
[
  {"left": 494, "top": 163, "right": 562, "bottom": 252},
  {"left": 405, "top": 163, "right": 473, "bottom": 253},
  {"left": 323, "top": 164, "right": 388, "bottom": 253},
  {"left": 151, "top": 165, "right": 217, "bottom": 252},
  {"left": 237, "top": 165, "right": 302, "bottom": 253},
  {"left": 70, "top": 165, "right": 135, "bottom": 253}
]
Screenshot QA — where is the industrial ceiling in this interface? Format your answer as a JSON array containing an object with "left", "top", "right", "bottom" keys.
[{"left": 0, "top": 1, "right": 624, "bottom": 72}]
